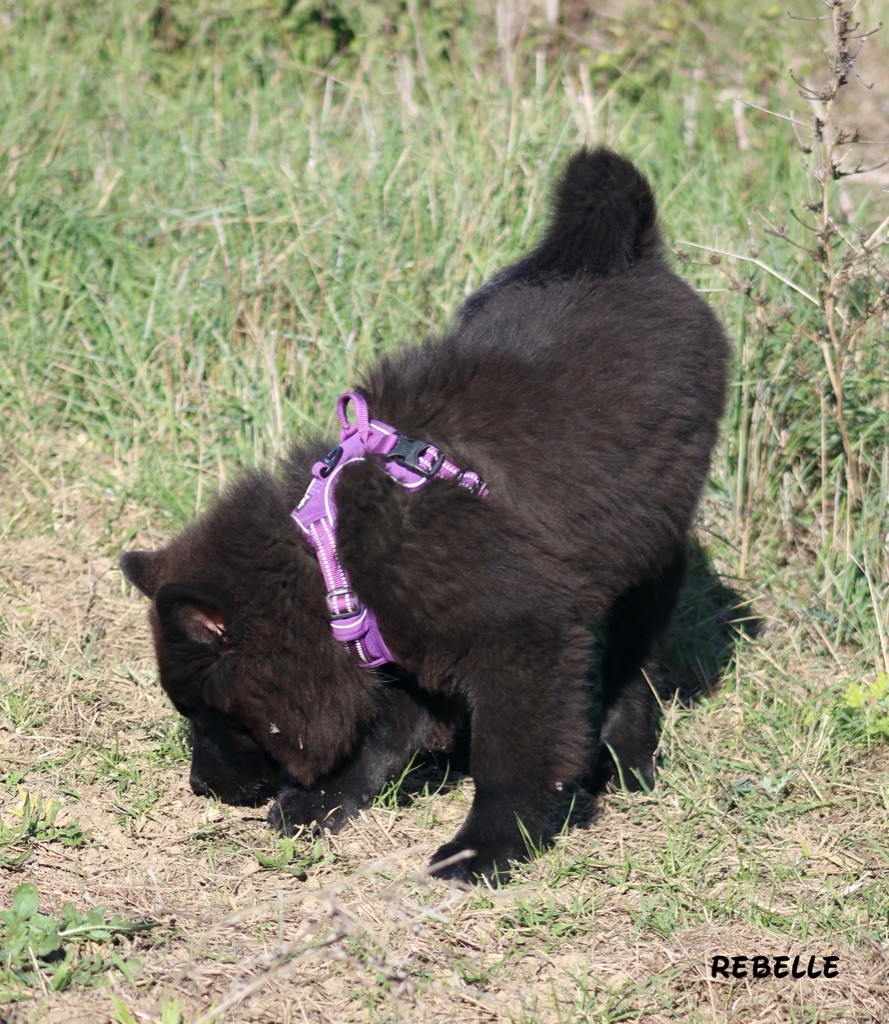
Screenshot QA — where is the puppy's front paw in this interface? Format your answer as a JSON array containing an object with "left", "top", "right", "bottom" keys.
[
  {"left": 267, "top": 787, "right": 357, "bottom": 836},
  {"left": 428, "top": 835, "right": 531, "bottom": 885}
]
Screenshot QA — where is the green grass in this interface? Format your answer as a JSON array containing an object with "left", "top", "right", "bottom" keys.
[
  {"left": 1, "top": 882, "right": 156, "bottom": 1001},
  {"left": 1, "top": 1, "right": 887, "bottom": 1021}
]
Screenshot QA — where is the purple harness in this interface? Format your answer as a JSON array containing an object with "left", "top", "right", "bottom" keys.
[{"left": 291, "top": 392, "right": 488, "bottom": 669}]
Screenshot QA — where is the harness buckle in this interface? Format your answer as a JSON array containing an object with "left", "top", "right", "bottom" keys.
[
  {"left": 318, "top": 445, "right": 343, "bottom": 478},
  {"left": 326, "top": 586, "right": 360, "bottom": 620},
  {"left": 386, "top": 434, "right": 445, "bottom": 478}
]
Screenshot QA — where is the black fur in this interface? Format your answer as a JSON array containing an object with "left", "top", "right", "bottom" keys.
[{"left": 121, "top": 148, "right": 729, "bottom": 883}]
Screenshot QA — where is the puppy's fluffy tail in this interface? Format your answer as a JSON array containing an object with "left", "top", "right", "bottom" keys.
[
  {"left": 542, "top": 147, "right": 660, "bottom": 277},
  {"left": 461, "top": 148, "right": 660, "bottom": 318}
]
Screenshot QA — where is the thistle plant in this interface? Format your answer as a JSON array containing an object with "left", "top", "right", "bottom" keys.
[{"left": 682, "top": 0, "right": 887, "bottom": 661}]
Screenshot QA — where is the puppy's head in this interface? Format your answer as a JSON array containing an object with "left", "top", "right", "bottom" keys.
[{"left": 121, "top": 473, "right": 380, "bottom": 804}]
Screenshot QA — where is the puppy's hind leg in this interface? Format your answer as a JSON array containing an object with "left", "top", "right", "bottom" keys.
[{"left": 594, "top": 545, "right": 687, "bottom": 792}]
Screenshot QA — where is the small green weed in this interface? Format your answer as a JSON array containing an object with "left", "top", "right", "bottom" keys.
[
  {"left": 252, "top": 834, "right": 329, "bottom": 878},
  {"left": 833, "top": 673, "right": 889, "bottom": 744},
  {"left": 0, "top": 793, "right": 89, "bottom": 869},
  {"left": 0, "top": 883, "right": 157, "bottom": 1002}
]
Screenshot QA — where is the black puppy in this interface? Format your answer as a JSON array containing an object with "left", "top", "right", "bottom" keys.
[{"left": 122, "top": 148, "right": 728, "bottom": 883}]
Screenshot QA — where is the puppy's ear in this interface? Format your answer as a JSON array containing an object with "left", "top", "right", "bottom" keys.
[
  {"left": 155, "top": 583, "right": 230, "bottom": 647},
  {"left": 121, "top": 550, "right": 162, "bottom": 597}
]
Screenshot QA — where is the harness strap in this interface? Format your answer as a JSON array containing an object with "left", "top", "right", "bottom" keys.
[{"left": 290, "top": 393, "right": 488, "bottom": 668}]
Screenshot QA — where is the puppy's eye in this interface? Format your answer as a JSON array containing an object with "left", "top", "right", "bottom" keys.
[{"left": 220, "top": 717, "right": 260, "bottom": 745}]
